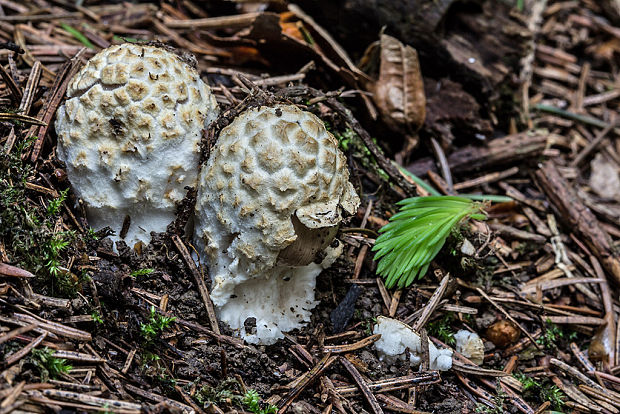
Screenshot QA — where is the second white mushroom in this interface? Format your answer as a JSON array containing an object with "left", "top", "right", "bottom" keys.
[{"left": 194, "top": 104, "right": 360, "bottom": 344}]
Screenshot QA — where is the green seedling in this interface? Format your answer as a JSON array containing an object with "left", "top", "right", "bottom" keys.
[
  {"left": 373, "top": 196, "right": 487, "bottom": 288},
  {"left": 47, "top": 188, "right": 69, "bottom": 216},
  {"left": 514, "top": 372, "right": 566, "bottom": 410},
  {"left": 541, "top": 386, "right": 566, "bottom": 411},
  {"left": 243, "top": 390, "right": 277, "bottom": 414},
  {"left": 537, "top": 318, "right": 577, "bottom": 350},
  {"left": 45, "top": 232, "right": 72, "bottom": 277},
  {"left": 140, "top": 306, "right": 176, "bottom": 342},
  {"left": 30, "top": 347, "right": 72, "bottom": 380},
  {"left": 130, "top": 268, "right": 154, "bottom": 278},
  {"left": 91, "top": 310, "right": 103, "bottom": 324},
  {"left": 86, "top": 227, "right": 99, "bottom": 240}
]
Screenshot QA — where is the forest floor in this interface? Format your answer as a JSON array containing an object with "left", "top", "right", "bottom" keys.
[{"left": 1, "top": 1, "right": 620, "bottom": 413}]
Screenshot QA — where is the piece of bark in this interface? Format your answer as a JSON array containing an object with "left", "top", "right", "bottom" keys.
[
  {"left": 296, "top": 0, "right": 458, "bottom": 58},
  {"left": 424, "top": 78, "right": 493, "bottom": 147},
  {"left": 296, "top": 0, "right": 530, "bottom": 99},
  {"left": 238, "top": 9, "right": 377, "bottom": 118},
  {"left": 406, "top": 130, "right": 548, "bottom": 176},
  {"left": 330, "top": 285, "right": 361, "bottom": 334},
  {"left": 438, "top": 2, "right": 530, "bottom": 97},
  {"left": 600, "top": 0, "right": 620, "bottom": 25},
  {"left": 535, "top": 162, "right": 620, "bottom": 286}
]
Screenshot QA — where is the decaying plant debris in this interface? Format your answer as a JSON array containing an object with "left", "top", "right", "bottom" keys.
[{"left": 1, "top": 1, "right": 620, "bottom": 413}]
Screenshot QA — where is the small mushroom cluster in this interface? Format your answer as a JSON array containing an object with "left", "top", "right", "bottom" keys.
[
  {"left": 373, "top": 316, "right": 453, "bottom": 371},
  {"left": 56, "top": 44, "right": 360, "bottom": 344}
]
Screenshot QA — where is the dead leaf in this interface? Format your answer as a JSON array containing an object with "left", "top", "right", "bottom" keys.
[
  {"left": 589, "top": 153, "right": 620, "bottom": 201},
  {"left": 587, "top": 38, "right": 620, "bottom": 61},
  {"left": 279, "top": 12, "right": 305, "bottom": 42},
  {"left": 371, "top": 34, "right": 426, "bottom": 133}
]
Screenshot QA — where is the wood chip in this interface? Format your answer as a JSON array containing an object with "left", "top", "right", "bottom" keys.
[{"left": 171, "top": 235, "right": 220, "bottom": 335}]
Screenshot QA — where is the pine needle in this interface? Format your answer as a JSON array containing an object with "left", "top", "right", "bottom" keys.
[
  {"left": 372, "top": 196, "right": 487, "bottom": 288},
  {"left": 60, "top": 23, "right": 95, "bottom": 49}
]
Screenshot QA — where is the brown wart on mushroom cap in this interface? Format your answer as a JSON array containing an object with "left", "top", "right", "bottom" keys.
[
  {"left": 194, "top": 104, "right": 360, "bottom": 344},
  {"left": 55, "top": 43, "right": 219, "bottom": 249}
]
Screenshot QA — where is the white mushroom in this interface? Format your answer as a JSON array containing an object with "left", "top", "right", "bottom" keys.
[
  {"left": 194, "top": 104, "right": 360, "bottom": 344},
  {"left": 373, "top": 316, "right": 453, "bottom": 371},
  {"left": 55, "top": 43, "right": 219, "bottom": 249},
  {"left": 454, "top": 329, "right": 484, "bottom": 365}
]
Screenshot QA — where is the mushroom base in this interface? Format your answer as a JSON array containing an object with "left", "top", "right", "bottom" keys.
[
  {"left": 215, "top": 243, "right": 343, "bottom": 345},
  {"left": 217, "top": 263, "right": 319, "bottom": 345},
  {"left": 86, "top": 205, "right": 175, "bottom": 251}
]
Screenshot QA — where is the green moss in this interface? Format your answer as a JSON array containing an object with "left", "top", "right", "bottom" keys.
[
  {"left": 537, "top": 318, "right": 578, "bottom": 350},
  {"left": 243, "top": 389, "right": 277, "bottom": 414},
  {"left": 130, "top": 268, "right": 155, "bottom": 278},
  {"left": 140, "top": 305, "right": 176, "bottom": 343},
  {"left": 427, "top": 313, "right": 456, "bottom": 346},
  {"left": 332, "top": 126, "right": 389, "bottom": 182},
  {"left": 514, "top": 372, "right": 566, "bottom": 411},
  {"left": 193, "top": 380, "right": 276, "bottom": 414},
  {"left": 29, "top": 347, "right": 72, "bottom": 381},
  {"left": 0, "top": 137, "right": 79, "bottom": 296}
]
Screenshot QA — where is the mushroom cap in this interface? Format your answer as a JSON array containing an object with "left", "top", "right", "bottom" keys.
[
  {"left": 194, "top": 104, "right": 360, "bottom": 343},
  {"left": 55, "top": 44, "right": 218, "bottom": 248}
]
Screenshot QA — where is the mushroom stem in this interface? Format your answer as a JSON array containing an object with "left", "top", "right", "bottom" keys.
[{"left": 277, "top": 215, "right": 339, "bottom": 267}]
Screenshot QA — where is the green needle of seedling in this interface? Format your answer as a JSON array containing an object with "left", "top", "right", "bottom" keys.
[{"left": 373, "top": 195, "right": 487, "bottom": 288}]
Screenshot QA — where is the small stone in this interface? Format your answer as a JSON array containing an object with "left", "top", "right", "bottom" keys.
[
  {"left": 460, "top": 238, "right": 476, "bottom": 256},
  {"left": 486, "top": 319, "right": 520, "bottom": 348}
]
